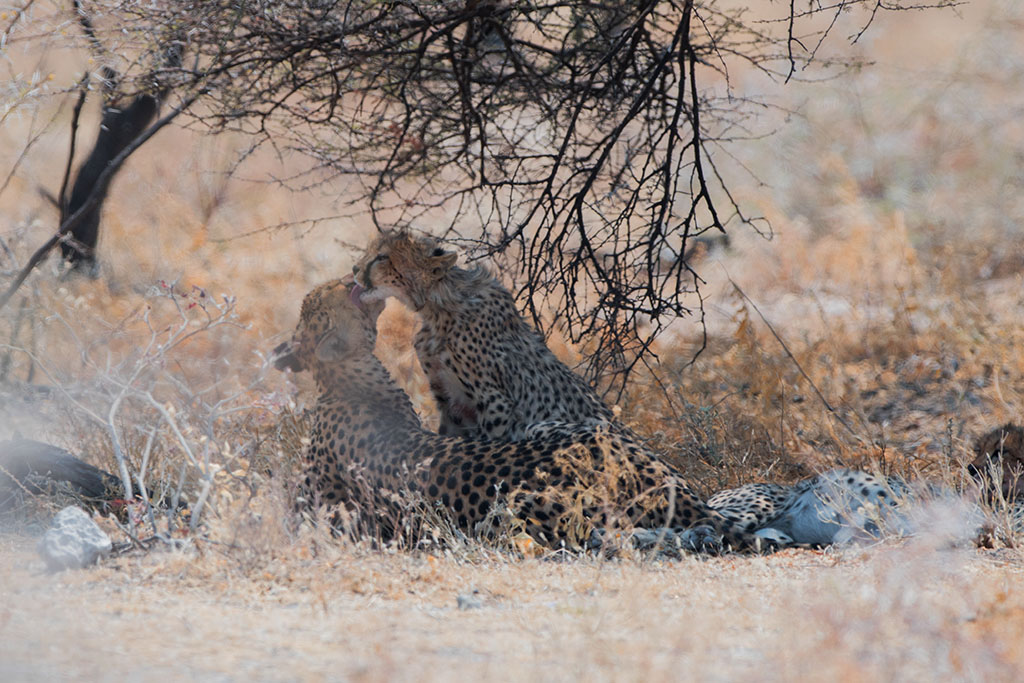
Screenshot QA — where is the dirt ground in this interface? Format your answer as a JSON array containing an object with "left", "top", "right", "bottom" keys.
[{"left": 3, "top": 533, "right": 1024, "bottom": 682}]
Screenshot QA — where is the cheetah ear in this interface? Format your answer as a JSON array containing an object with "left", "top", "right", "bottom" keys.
[
  {"left": 430, "top": 247, "right": 457, "bottom": 274},
  {"left": 314, "top": 328, "right": 348, "bottom": 363}
]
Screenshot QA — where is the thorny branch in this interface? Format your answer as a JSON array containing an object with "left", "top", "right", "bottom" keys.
[{"left": 15, "top": 1, "right": 956, "bottom": 389}]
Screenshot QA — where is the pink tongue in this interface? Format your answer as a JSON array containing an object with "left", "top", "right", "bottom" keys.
[{"left": 349, "top": 283, "right": 366, "bottom": 310}]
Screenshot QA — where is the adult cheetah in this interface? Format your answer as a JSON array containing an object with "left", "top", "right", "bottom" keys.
[
  {"left": 352, "top": 230, "right": 624, "bottom": 441},
  {"left": 274, "top": 279, "right": 781, "bottom": 553},
  {"left": 968, "top": 423, "right": 1024, "bottom": 502}
]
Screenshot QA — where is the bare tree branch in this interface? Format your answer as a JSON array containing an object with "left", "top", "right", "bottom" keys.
[
  {"left": 23, "top": 0, "right": 954, "bottom": 386},
  {"left": 0, "top": 93, "right": 199, "bottom": 312},
  {"left": 56, "top": 74, "right": 91, "bottom": 215}
]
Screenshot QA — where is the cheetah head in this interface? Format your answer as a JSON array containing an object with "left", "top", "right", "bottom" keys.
[
  {"left": 273, "top": 277, "right": 384, "bottom": 373},
  {"left": 352, "top": 230, "right": 458, "bottom": 310},
  {"left": 968, "top": 423, "right": 1024, "bottom": 502}
]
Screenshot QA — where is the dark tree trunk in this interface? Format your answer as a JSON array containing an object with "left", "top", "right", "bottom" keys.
[
  {"left": 60, "top": 94, "right": 160, "bottom": 272},
  {"left": 60, "top": 40, "right": 182, "bottom": 273}
]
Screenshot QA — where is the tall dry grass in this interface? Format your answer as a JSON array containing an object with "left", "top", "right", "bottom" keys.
[{"left": 0, "top": 0, "right": 1021, "bottom": 560}]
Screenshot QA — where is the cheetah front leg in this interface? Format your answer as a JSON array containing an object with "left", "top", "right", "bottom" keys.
[
  {"left": 433, "top": 386, "right": 479, "bottom": 438},
  {"left": 473, "top": 390, "right": 526, "bottom": 441}
]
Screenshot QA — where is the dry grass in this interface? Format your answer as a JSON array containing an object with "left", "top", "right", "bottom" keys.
[
  {"left": 2, "top": 535, "right": 1024, "bottom": 681},
  {"left": 2, "top": 0, "right": 1024, "bottom": 679}
]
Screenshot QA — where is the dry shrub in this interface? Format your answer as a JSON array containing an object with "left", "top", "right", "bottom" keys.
[
  {"left": 609, "top": 165, "right": 1024, "bottom": 503},
  {"left": 0, "top": 473, "right": 86, "bottom": 533},
  {"left": 0, "top": 275, "right": 317, "bottom": 557}
]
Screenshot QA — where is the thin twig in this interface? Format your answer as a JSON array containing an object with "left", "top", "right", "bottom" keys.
[
  {"left": 728, "top": 276, "right": 862, "bottom": 441},
  {"left": 0, "top": 101, "right": 62, "bottom": 200},
  {"left": 57, "top": 74, "right": 91, "bottom": 216},
  {"left": 137, "top": 425, "right": 159, "bottom": 536}
]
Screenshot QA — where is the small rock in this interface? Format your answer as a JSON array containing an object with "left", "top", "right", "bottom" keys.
[
  {"left": 456, "top": 591, "right": 482, "bottom": 610},
  {"left": 37, "top": 506, "right": 112, "bottom": 571}
]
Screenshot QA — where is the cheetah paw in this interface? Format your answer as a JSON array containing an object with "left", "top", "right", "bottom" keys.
[
  {"left": 754, "top": 526, "right": 794, "bottom": 550},
  {"left": 674, "top": 525, "right": 724, "bottom": 554}
]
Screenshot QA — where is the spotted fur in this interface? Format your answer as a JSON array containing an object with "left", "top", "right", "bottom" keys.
[
  {"left": 968, "top": 423, "right": 1024, "bottom": 502},
  {"left": 708, "top": 469, "right": 907, "bottom": 546},
  {"left": 352, "top": 231, "right": 625, "bottom": 441},
  {"left": 712, "top": 426, "right": 1024, "bottom": 547},
  {"left": 274, "top": 279, "right": 779, "bottom": 552}
]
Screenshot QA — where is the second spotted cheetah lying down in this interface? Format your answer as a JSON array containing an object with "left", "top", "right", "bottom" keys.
[
  {"left": 708, "top": 469, "right": 910, "bottom": 547},
  {"left": 710, "top": 423, "right": 1024, "bottom": 547},
  {"left": 274, "top": 279, "right": 785, "bottom": 553}
]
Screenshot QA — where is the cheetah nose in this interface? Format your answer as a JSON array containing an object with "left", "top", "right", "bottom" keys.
[
  {"left": 349, "top": 282, "right": 366, "bottom": 311},
  {"left": 272, "top": 341, "right": 302, "bottom": 372},
  {"left": 352, "top": 264, "right": 370, "bottom": 289}
]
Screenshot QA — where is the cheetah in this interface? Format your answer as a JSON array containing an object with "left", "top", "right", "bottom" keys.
[
  {"left": 968, "top": 423, "right": 1024, "bottom": 502},
  {"left": 273, "top": 279, "right": 782, "bottom": 553},
  {"left": 352, "top": 230, "right": 624, "bottom": 441},
  {"left": 708, "top": 469, "right": 909, "bottom": 546},
  {"left": 709, "top": 424, "right": 1024, "bottom": 547}
]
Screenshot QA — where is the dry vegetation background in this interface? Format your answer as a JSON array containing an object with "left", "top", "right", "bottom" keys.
[{"left": 2, "top": 1, "right": 1024, "bottom": 680}]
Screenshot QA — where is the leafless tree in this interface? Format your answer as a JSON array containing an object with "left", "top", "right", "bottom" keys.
[
  {"left": 49, "top": 2, "right": 184, "bottom": 272},
  {"left": 11, "top": 0, "right": 957, "bottom": 389}
]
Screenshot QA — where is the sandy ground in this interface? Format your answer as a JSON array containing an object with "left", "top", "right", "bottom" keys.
[{"left": 2, "top": 530, "right": 1024, "bottom": 682}]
